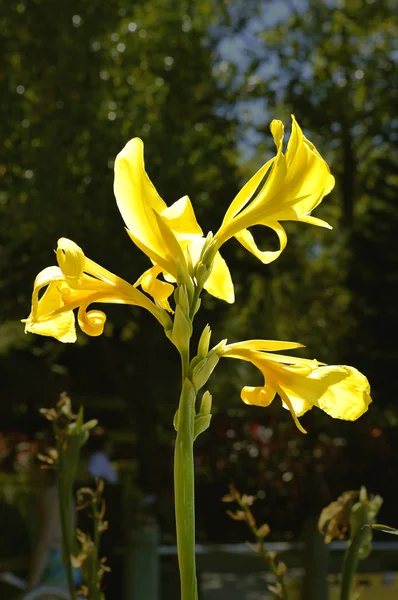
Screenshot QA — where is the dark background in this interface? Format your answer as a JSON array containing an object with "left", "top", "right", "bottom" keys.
[{"left": 0, "top": 0, "right": 397, "bottom": 592}]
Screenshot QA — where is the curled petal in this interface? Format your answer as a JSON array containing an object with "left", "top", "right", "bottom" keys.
[
  {"left": 241, "top": 385, "right": 276, "bottom": 408},
  {"left": 78, "top": 305, "right": 107, "bottom": 337},
  {"left": 221, "top": 341, "right": 371, "bottom": 432},
  {"left": 234, "top": 221, "right": 287, "bottom": 265},
  {"left": 214, "top": 116, "right": 335, "bottom": 263},
  {"left": 24, "top": 239, "right": 170, "bottom": 343}
]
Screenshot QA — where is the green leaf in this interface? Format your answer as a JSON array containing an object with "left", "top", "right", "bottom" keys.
[{"left": 368, "top": 524, "right": 398, "bottom": 536}]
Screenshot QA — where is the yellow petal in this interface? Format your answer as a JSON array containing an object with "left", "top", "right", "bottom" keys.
[
  {"left": 278, "top": 387, "right": 314, "bottom": 418},
  {"left": 276, "top": 387, "right": 308, "bottom": 433},
  {"left": 56, "top": 238, "right": 85, "bottom": 285},
  {"left": 225, "top": 340, "right": 304, "bottom": 352},
  {"left": 270, "top": 119, "right": 285, "bottom": 151},
  {"left": 125, "top": 227, "right": 173, "bottom": 275},
  {"left": 223, "top": 345, "right": 320, "bottom": 370},
  {"left": 241, "top": 385, "right": 276, "bottom": 407},
  {"left": 161, "top": 195, "right": 203, "bottom": 238},
  {"left": 78, "top": 303, "right": 107, "bottom": 337},
  {"left": 234, "top": 221, "right": 287, "bottom": 264},
  {"left": 23, "top": 282, "right": 76, "bottom": 343},
  {"left": 114, "top": 137, "right": 166, "bottom": 229},
  {"left": 299, "top": 215, "right": 332, "bottom": 229},
  {"left": 135, "top": 265, "right": 174, "bottom": 312},
  {"left": 203, "top": 250, "right": 235, "bottom": 303},
  {"left": 220, "top": 158, "right": 275, "bottom": 227},
  {"left": 262, "top": 353, "right": 322, "bottom": 367},
  {"left": 221, "top": 342, "right": 370, "bottom": 433},
  {"left": 24, "top": 241, "right": 170, "bottom": 343},
  {"left": 214, "top": 116, "right": 335, "bottom": 261},
  {"left": 152, "top": 211, "right": 188, "bottom": 276},
  {"left": 281, "top": 115, "right": 335, "bottom": 215},
  {"left": 186, "top": 237, "right": 234, "bottom": 303},
  {"left": 114, "top": 138, "right": 180, "bottom": 275},
  {"left": 279, "top": 365, "right": 371, "bottom": 421}
]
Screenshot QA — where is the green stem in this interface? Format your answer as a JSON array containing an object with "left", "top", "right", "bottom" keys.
[
  {"left": 340, "top": 528, "right": 369, "bottom": 600},
  {"left": 174, "top": 377, "right": 198, "bottom": 600},
  {"left": 56, "top": 468, "right": 77, "bottom": 600}
]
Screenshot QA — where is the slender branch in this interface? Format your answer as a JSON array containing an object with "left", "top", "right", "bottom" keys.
[{"left": 237, "top": 498, "right": 288, "bottom": 600}]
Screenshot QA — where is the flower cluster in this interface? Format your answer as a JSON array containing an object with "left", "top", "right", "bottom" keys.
[{"left": 24, "top": 116, "right": 371, "bottom": 431}]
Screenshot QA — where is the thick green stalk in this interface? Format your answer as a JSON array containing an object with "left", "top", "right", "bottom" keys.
[
  {"left": 340, "top": 527, "right": 369, "bottom": 600},
  {"left": 56, "top": 460, "right": 77, "bottom": 600},
  {"left": 174, "top": 374, "right": 198, "bottom": 600}
]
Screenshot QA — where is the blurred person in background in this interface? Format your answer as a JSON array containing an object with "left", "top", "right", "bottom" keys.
[
  {"left": 26, "top": 459, "right": 81, "bottom": 590},
  {"left": 0, "top": 434, "right": 82, "bottom": 593},
  {"left": 86, "top": 426, "right": 118, "bottom": 485}
]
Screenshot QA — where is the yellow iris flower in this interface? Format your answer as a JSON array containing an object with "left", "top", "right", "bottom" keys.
[
  {"left": 114, "top": 138, "right": 234, "bottom": 303},
  {"left": 23, "top": 238, "right": 169, "bottom": 343},
  {"left": 222, "top": 340, "right": 371, "bottom": 433},
  {"left": 25, "top": 117, "right": 337, "bottom": 343},
  {"left": 113, "top": 117, "right": 334, "bottom": 304},
  {"left": 213, "top": 115, "right": 335, "bottom": 264}
]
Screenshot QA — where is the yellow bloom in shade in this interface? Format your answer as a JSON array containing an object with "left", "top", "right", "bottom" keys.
[
  {"left": 214, "top": 115, "right": 335, "bottom": 264},
  {"left": 114, "top": 137, "right": 234, "bottom": 303},
  {"left": 23, "top": 238, "right": 169, "bottom": 343},
  {"left": 221, "top": 340, "right": 371, "bottom": 433}
]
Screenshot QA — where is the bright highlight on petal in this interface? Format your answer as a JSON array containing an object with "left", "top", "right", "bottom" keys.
[
  {"left": 221, "top": 340, "right": 371, "bottom": 433},
  {"left": 187, "top": 236, "right": 235, "bottom": 303},
  {"left": 134, "top": 265, "right": 174, "bottom": 312},
  {"left": 203, "top": 250, "right": 235, "bottom": 304},
  {"left": 114, "top": 138, "right": 238, "bottom": 304},
  {"left": 23, "top": 239, "right": 168, "bottom": 343},
  {"left": 114, "top": 139, "right": 203, "bottom": 282},
  {"left": 214, "top": 115, "right": 335, "bottom": 264}
]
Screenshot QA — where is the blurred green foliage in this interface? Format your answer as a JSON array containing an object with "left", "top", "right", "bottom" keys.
[{"left": 214, "top": 0, "right": 397, "bottom": 406}]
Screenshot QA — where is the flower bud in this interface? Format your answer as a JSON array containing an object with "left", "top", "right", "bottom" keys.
[
  {"left": 175, "top": 284, "right": 190, "bottom": 316},
  {"left": 171, "top": 305, "right": 192, "bottom": 353},
  {"left": 199, "top": 390, "right": 212, "bottom": 416},
  {"left": 175, "top": 257, "right": 194, "bottom": 297},
  {"left": 191, "top": 353, "right": 219, "bottom": 390},
  {"left": 195, "top": 262, "right": 212, "bottom": 289},
  {"left": 197, "top": 324, "right": 211, "bottom": 358}
]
